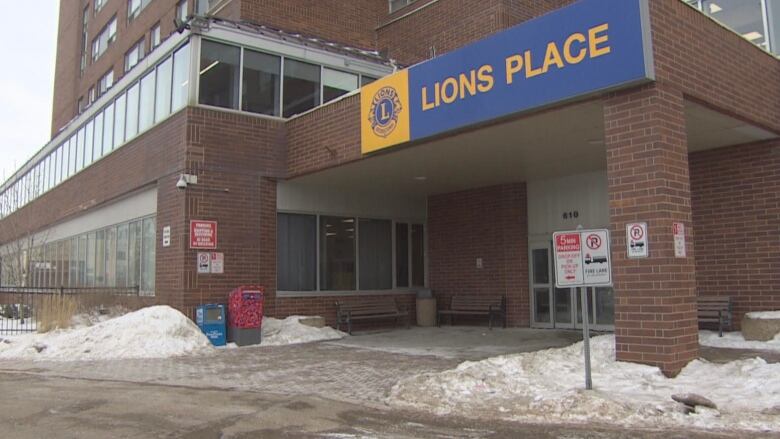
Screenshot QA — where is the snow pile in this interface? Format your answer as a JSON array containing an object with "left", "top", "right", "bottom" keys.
[
  {"left": 0, "top": 306, "right": 214, "bottom": 361},
  {"left": 700, "top": 330, "right": 780, "bottom": 351},
  {"left": 388, "top": 335, "right": 780, "bottom": 432},
  {"left": 261, "top": 316, "right": 346, "bottom": 346},
  {"left": 747, "top": 311, "right": 780, "bottom": 320}
]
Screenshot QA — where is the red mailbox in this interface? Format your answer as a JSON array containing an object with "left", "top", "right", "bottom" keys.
[{"left": 227, "top": 286, "right": 264, "bottom": 346}]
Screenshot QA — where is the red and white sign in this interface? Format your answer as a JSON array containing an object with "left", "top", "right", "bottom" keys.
[
  {"left": 553, "top": 229, "right": 612, "bottom": 288},
  {"left": 626, "top": 222, "right": 648, "bottom": 258},
  {"left": 672, "top": 222, "right": 686, "bottom": 258},
  {"left": 190, "top": 220, "right": 218, "bottom": 249}
]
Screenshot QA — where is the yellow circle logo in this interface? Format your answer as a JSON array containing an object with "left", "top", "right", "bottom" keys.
[{"left": 369, "top": 86, "right": 402, "bottom": 138}]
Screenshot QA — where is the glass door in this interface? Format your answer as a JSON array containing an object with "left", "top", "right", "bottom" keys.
[{"left": 530, "top": 243, "right": 553, "bottom": 328}]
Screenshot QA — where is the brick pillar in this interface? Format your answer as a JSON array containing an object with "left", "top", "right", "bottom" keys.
[{"left": 604, "top": 84, "right": 699, "bottom": 376}]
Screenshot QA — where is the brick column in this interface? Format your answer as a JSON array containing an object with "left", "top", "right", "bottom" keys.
[{"left": 604, "top": 84, "right": 698, "bottom": 376}]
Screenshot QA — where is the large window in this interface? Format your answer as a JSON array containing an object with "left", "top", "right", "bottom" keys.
[
  {"left": 283, "top": 59, "right": 320, "bottom": 117},
  {"left": 125, "top": 82, "right": 140, "bottom": 140},
  {"left": 688, "top": 0, "right": 776, "bottom": 53},
  {"left": 172, "top": 43, "right": 191, "bottom": 111},
  {"left": 277, "top": 213, "right": 317, "bottom": 291},
  {"left": 141, "top": 217, "right": 156, "bottom": 294},
  {"left": 98, "top": 69, "right": 114, "bottom": 96},
  {"left": 278, "top": 213, "right": 425, "bottom": 292},
  {"left": 242, "top": 49, "right": 280, "bottom": 116},
  {"left": 155, "top": 57, "right": 173, "bottom": 122},
  {"left": 92, "top": 17, "right": 117, "bottom": 61},
  {"left": 358, "top": 219, "right": 392, "bottom": 290},
  {"left": 323, "top": 68, "right": 358, "bottom": 103},
  {"left": 139, "top": 70, "right": 156, "bottom": 132},
  {"left": 320, "top": 216, "right": 356, "bottom": 291},
  {"left": 199, "top": 40, "right": 240, "bottom": 109},
  {"left": 114, "top": 92, "right": 127, "bottom": 147}
]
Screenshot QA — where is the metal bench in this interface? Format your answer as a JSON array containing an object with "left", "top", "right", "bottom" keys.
[
  {"left": 335, "top": 298, "right": 409, "bottom": 335},
  {"left": 697, "top": 296, "right": 733, "bottom": 337},
  {"left": 437, "top": 295, "right": 506, "bottom": 329}
]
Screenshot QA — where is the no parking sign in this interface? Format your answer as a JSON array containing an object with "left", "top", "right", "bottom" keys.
[{"left": 553, "top": 229, "right": 612, "bottom": 288}]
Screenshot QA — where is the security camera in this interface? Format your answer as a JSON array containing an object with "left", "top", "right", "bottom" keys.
[{"left": 176, "top": 174, "right": 188, "bottom": 189}]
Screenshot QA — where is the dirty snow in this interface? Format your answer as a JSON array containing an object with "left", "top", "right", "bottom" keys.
[
  {"left": 747, "top": 311, "right": 780, "bottom": 320},
  {"left": 700, "top": 330, "right": 780, "bottom": 351},
  {"left": 261, "top": 316, "right": 347, "bottom": 346},
  {"left": 388, "top": 335, "right": 780, "bottom": 433},
  {"left": 0, "top": 306, "right": 214, "bottom": 361}
]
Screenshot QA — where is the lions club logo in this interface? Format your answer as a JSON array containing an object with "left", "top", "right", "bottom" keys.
[{"left": 369, "top": 86, "right": 402, "bottom": 138}]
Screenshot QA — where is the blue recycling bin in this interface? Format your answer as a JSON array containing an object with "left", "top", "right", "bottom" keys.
[{"left": 195, "top": 304, "right": 226, "bottom": 347}]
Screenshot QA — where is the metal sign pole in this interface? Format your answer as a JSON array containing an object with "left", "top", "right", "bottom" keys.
[{"left": 580, "top": 286, "right": 592, "bottom": 390}]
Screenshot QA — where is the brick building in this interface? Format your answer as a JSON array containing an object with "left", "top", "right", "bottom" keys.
[{"left": 1, "top": 0, "right": 779, "bottom": 375}]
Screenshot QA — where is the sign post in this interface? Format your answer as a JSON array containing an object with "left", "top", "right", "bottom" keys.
[{"left": 553, "top": 228, "right": 612, "bottom": 391}]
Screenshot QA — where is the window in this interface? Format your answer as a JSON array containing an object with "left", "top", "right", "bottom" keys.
[
  {"left": 176, "top": 0, "right": 188, "bottom": 22},
  {"left": 116, "top": 223, "right": 129, "bottom": 287},
  {"left": 199, "top": 40, "right": 240, "bottom": 109},
  {"left": 84, "top": 120, "right": 94, "bottom": 167},
  {"left": 689, "top": 0, "right": 776, "bottom": 53},
  {"left": 76, "top": 126, "right": 85, "bottom": 172},
  {"left": 242, "top": 49, "right": 280, "bottom": 116},
  {"left": 323, "top": 68, "right": 358, "bottom": 103},
  {"left": 283, "top": 59, "right": 320, "bottom": 117},
  {"left": 411, "top": 224, "right": 425, "bottom": 286},
  {"left": 81, "top": 7, "right": 90, "bottom": 73},
  {"left": 125, "top": 82, "right": 140, "bottom": 140},
  {"left": 88, "top": 87, "right": 96, "bottom": 105},
  {"left": 95, "top": 230, "right": 106, "bottom": 286},
  {"left": 128, "top": 0, "right": 153, "bottom": 20},
  {"left": 125, "top": 38, "right": 145, "bottom": 72},
  {"left": 320, "top": 216, "right": 356, "bottom": 290},
  {"left": 105, "top": 227, "right": 117, "bottom": 287},
  {"left": 390, "top": 0, "right": 417, "bottom": 13},
  {"left": 98, "top": 69, "right": 114, "bottom": 95},
  {"left": 128, "top": 220, "right": 142, "bottom": 288},
  {"left": 95, "top": 0, "right": 109, "bottom": 14},
  {"left": 277, "top": 214, "right": 317, "bottom": 291},
  {"left": 141, "top": 217, "right": 156, "bottom": 294},
  {"left": 93, "top": 112, "right": 104, "bottom": 160},
  {"left": 139, "top": 70, "right": 156, "bottom": 132},
  {"left": 155, "top": 57, "right": 172, "bottom": 122},
  {"left": 103, "top": 103, "right": 114, "bottom": 153},
  {"left": 361, "top": 75, "right": 378, "bottom": 87},
  {"left": 114, "top": 92, "right": 127, "bottom": 147},
  {"left": 78, "top": 97, "right": 85, "bottom": 114},
  {"left": 358, "top": 219, "right": 392, "bottom": 289},
  {"left": 171, "top": 43, "right": 190, "bottom": 111},
  {"left": 150, "top": 23, "right": 161, "bottom": 49},
  {"left": 92, "top": 17, "right": 117, "bottom": 61},
  {"left": 86, "top": 232, "right": 96, "bottom": 286}
]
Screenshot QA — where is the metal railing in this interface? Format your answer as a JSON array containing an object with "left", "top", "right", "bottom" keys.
[{"left": 0, "top": 286, "right": 140, "bottom": 335}]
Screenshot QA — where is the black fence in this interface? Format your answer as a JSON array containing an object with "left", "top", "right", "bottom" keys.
[{"left": 0, "top": 286, "right": 140, "bottom": 335}]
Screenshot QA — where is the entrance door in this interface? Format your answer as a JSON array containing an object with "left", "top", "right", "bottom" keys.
[{"left": 529, "top": 241, "right": 614, "bottom": 330}]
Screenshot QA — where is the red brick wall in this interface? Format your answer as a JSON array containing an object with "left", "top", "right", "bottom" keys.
[
  {"left": 604, "top": 84, "right": 699, "bottom": 376},
  {"left": 286, "top": 96, "right": 363, "bottom": 178},
  {"left": 690, "top": 140, "right": 780, "bottom": 327},
  {"left": 428, "top": 183, "right": 529, "bottom": 327},
  {"left": 650, "top": 0, "right": 780, "bottom": 134},
  {"left": 179, "top": 108, "right": 286, "bottom": 316},
  {"left": 240, "top": 0, "right": 385, "bottom": 49}
]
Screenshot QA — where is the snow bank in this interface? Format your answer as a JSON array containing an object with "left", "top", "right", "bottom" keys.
[
  {"left": 747, "top": 311, "right": 780, "bottom": 320},
  {"left": 700, "top": 330, "right": 780, "bottom": 351},
  {"left": 0, "top": 306, "right": 214, "bottom": 361},
  {"left": 389, "top": 335, "right": 780, "bottom": 432},
  {"left": 261, "top": 316, "right": 346, "bottom": 346}
]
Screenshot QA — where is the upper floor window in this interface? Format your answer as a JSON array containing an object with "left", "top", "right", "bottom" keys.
[
  {"left": 128, "top": 0, "right": 153, "bottom": 21},
  {"left": 80, "top": 7, "right": 90, "bottom": 73},
  {"left": 150, "top": 23, "right": 161, "bottom": 49},
  {"left": 125, "top": 38, "right": 145, "bottom": 72},
  {"left": 98, "top": 69, "right": 115, "bottom": 96},
  {"left": 92, "top": 17, "right": 118, "bottom": 61},
  {"left": 176, "top": 0, "right": 188, "bottom": 22},
  {"left": 687, "top": 0, "right": 776, "bottom": 53},
  {"left": 389, "top": 0, "right": 417, "bottom": 13},
  {"left": 95, "top": 0, "right": 109, "bottom": 14}
]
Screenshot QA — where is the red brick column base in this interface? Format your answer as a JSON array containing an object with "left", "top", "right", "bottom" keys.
[{"left": 604, "top": 84, "right": 699, "bottom": 376}]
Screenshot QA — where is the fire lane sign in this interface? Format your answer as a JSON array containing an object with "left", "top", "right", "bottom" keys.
[{"left": 553, "top": 229, "right": 612, "bottom": 288}]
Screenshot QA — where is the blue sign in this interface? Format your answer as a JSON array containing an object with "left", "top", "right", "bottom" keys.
[{"left": 361, "top": 0, "right": 654, "bottom": 153}]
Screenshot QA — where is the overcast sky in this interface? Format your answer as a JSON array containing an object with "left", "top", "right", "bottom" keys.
[{"left": 0, "top": 1, "right": 59, "bottom": 183}]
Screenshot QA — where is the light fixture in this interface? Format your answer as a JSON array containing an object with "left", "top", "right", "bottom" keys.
[
  {"left": 341, "top": 218, "right": 355, "bottom": 223},
  {"left": 199, "top": 60, "right": 219, "bottom": 75},
  {"left": 708, "top": 3, "right": 722, "bottom": 13},
  {"left": 413, "top": 176, "right": 427, "bottom": 181},
  {"left": 743, "top": 31, "right": 763, "bottom": 41}
]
